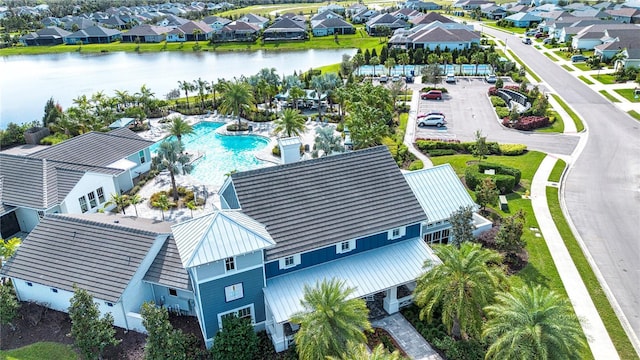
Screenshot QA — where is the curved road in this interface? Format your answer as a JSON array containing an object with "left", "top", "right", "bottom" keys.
[{"left": 484, "top": 27, "right": 640, "bottom": 346}]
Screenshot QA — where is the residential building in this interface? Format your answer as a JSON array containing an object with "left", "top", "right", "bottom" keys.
[
  {"left": 571, "top": 23, "right": 639, "bottom": 49},
  {"left": 312, "top": 17, "right": 355, "bottom": 37},
  {"left": 404, "top": 0, "right": 442, "bottom": 11},
  {"left": 318, "top": 3, "right": 346, "bottom": 15},
  {"left": 605, "top": 8, "right": 640, "bottom": 23},
  {"left": 453, "top": 0, "right": 493, "bottom": 10},
  {"left": 391, "top": 8, "right": 422, "bottom": 21},
  {"left": 409, "top": 12, "right": 455, "bottom": 26},
  {"left": 389, "top": 21, "right": 480, "bottom": 50},
  {"left": 263, "top": 17, "right": 307, "bottom": 41},
  {"left": 20, "top": 26, "right": 71, "bottom": 46},
  {"left": 202, "top": 15, "right": 232, "bottom": 31},
  {"left": 480, "top": 4, "right": 507, "bottom": 20},
  {"left": 216, "top": 21, "right": 261, "bottom": 42},
  {"left": 64, "top": 25, "right": 122, "bottom": 44},
  {"left": 504, "top": 12, "right": 542, "bottom": 27},
  {"left": 121, "top": 24, "right": 172, "bottom": 43},
  {"left": 239, "top": 13, "right": 269, "bottom": 29},
  {"left": 366, "top": 13, "right": 409, "bottom": 35},
  {"left": 352, "top": 9, "right": 379, "bottom": 24}
]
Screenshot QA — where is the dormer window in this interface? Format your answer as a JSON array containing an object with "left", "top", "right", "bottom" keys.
[
  {"left": 279, "top": 254, "right": 301, "bottom": 269},
  {"left": 285, "top": 256, "right": 295, "bottom": 267},
  {"left": 388, "top": 226, "right": 406, "bottom": 240},
  {"left": 336, "top": 239, "right": 356, "bottom": 254},
  {"left": 225, "top": 257, "right": 235, "bottom": 271}
]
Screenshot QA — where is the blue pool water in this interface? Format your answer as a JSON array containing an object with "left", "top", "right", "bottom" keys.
[{"left": 150, "top": 122, "right": 270, "bottom": 187}]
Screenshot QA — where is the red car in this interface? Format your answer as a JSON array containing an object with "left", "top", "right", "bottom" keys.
[
  {"left": 535, "top": 32, "right": 546, "bottom": 38},
  {"left": 420, "top": 90, "right": 443, "bottom": 100}
]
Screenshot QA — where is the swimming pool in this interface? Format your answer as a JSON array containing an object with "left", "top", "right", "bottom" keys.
[{"left": 150, "top": 122, "right": 270, "bottom": 188}]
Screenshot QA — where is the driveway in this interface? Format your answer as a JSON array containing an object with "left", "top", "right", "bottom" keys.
[
  {"left": 483, "top": 27, "right": 640, "bottom": 344},
  {"left": 411, "top": 78, "right": 579, "bottom": 156}
]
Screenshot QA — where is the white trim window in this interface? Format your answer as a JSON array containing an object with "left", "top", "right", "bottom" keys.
[
  {"left": 87, "top": 191, "right": 97, "bottom": 208},
  {"left": 388, "top": 226, "right": 406, "bottom": 240},
  {"left": 96, "top": 187, "right": 105, "bottom": 203},
  {"left": 78, "top": 196, "right": 88, "bottom": 213},
  {"left": 139, "top": 150, "right": 146, "bottom": 164},
  {"left": 336, "top": 239, "right": 356, "bottom": 254},
  {"left": 225, "top": 257, "right": 235, "bottom": 272},
  {"left": 279, "top": 254, "right": 301, "bottom": 269},
  {"left": 218, "top": 304, "right": 254, "bottom": 329},
  {"left": 224, "top": 283, "right": 244, "bottom": 302}
]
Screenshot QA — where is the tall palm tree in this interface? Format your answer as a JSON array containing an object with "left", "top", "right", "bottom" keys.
[
  {"left": 105, "top": 193, "right": 130, "bottom": 215},
  {"left": 352, "top": 53, "right": 365, "bottom": 76},
  {"left": 369, "top": 56, "right": 380, "bottom": 76},
  {"left": 483, "top": 285, "right": 587, "bottom": 360},
  {"left": 178, "top": 80, "right": 194, "bottom": 109},
  {"left": 310, "top": 75, "right": 326, "bottom": 120},
  {"left": 128, "top": 194, "right": 144, "bottom": 217},
  {"left": 195, "top": 78, "right": 208, "bottom": 110},
  {"left": 312, "top": 126, "right": 344, "bottom": 158},
  {"left": 397, "top": 52, "right": 410, "bottom": 76},
  {"left": 291, "top": 278, "right": 371, "bottom": 360},
  {"left": 331, "top": 343, "right": 406, "bottom": 360},
  {"left": 153, "top": 140, "right": 192, "bottom": 201},
  {"left": 414, "top": 243, "right": 507, "bottom": 340},
  {"left": 218, "top": 80, "right": 255, "bottom": 127},
  {"left": 289, "top": 86, "right": 306, "bottom": 110},
  {"left": 152, "top": 194, "right": 174, "bottom": 221},
  {"left": 273, "top": 108, "right": 306, "bottom": 138},
  {"left": 167, "top": 117, "right": 194, "bottom": 145},
  {"left": 136, "top": 84, "right": 155, "bottom": 115},
  {"left": 384, "top": 58, "right": 396, "bottom": 76}
]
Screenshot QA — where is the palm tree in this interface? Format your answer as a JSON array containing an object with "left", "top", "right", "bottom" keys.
[
  {"left": 178, "top": 80, "right": 194, "bottom": 109},
  {"left": 397, "top": 52, "right": 410, "bottom": 76},
  {"left": 471, "top": 52, "right": 485, "bottom": 76},
  {"left": 168, "top": 117, "right": 194, "bottom": 145},
  {"left": 152, "top": 194, "right": 174, "bottom": 221},
  {"left": 273, "top": 108, "right": 306, "bottom": 138},
  {"left": 195, "top": 78, "right": 208, "bottom": 110},
  {"left": 0, "top": 237, "right": 22, "bottom": 260},
  {"left": 370, "top": 56, "right": 380, "bottom": 76},
  {"left": 289, "top": 86, "right": 306, "bottom": 110},
  {"left": 50, "top": 113, "right": 79, "bottom": 137},
  {"left": 331, "top": 343, "right": 406, "bottom": 360},
  {"left": 413, "top": 243, "right": 506, "bottom": 340},
  {"left": 154, "top": 140, "right": 192, "bottom": 201},
  {"left": 128, "top": 194, "right": 144, "bottom": 217},
  {"left": 312, "top": 126, "right": 344, "bottom": 158},
  {"left": 114, "top": 89, "right": 132, "bottom": 111},
  {"left": 291, "top": 278, "right": 371, "bottom": 360},
  {"left": 105, "top": 193, "right": 130, "bottom": 215},
  {"left": 186, "top": 200, "right": 199, "bottom": 218},
  {"left": 384, "top": 58, "right": 396, "bottom": 76},
  {"left": 136, "top": 84, "right": 155, "bottom": 115},
  {"left": 483, "top": 285, "right": 587, "bottom": 360},
  {"left": 310, "top": 75, "right": 326, "bottom": 120},
  {"left": 218, "top": 80, "right": 255, "bottom": 128}
]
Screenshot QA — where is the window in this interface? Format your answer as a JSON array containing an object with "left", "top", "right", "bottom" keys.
[
  {"left": 388, "top": 227, "right": 406, "bottom": 240},
  {"left": 279, "top": 254, "right": 300, "bottom": 269},
  {"left": 139, "top": 150, "right": 146, "bottom": 164},
  {"left": 225, "top": 257, "right": 235, "bottom": 271},
  {"left": 336, "top": 240, "right": 356, "bottom": 254},
  {"left": 237, "top": 306, "right": 251, "bottom": 319},
  {"left": 169, "top": 288, "right": 177, "bottom": 296},
  {"left": 106, "top": 302, "right": 114, "bottom": 307},
  {"left": 285, "top": 256, "right": 295, "bottom": 267},
  {"left": 37, "top": 210, "right": 45, "bottom": 219},
  {"left": 88, "top": 191, "right": 97, "bottom": 208},
  {"left": 97, "top": 187, "right": 105, "bottom": 203},
  {"left": 51, "top": 288, "right": 58, "bottom": 293},
  {"left": 424, "top": 229, "right": 451, "bottom": 244},
  {"left": 392, "top": 229, "right": 400, "bottom": 237},
  {"left": 26, "top": 282, "right": 33, "bottom": 287},
  {"left": 78, "top": 196, "right": 88, "bottom": 213},
  {"left": 341, "top": 241, "right": 350, "bottom": 251},
  {"left": 220, "top": 305, "right": 253, "bottom": 328},
  {"left": 224, "top": 283, "right": 244, "bottom": 302}
]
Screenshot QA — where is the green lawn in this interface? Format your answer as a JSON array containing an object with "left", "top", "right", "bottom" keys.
[
  {"left": 599, "top": 90, "right": 620, "bottom": 103},
  {"left": 507, "top": 49, "right": 542, "bottom": 82},
  {"left": 593, "top": 73, "right": 617, "bottom": 85},
  {"left": 629, "top": 110, "right": 640, "bottom": 121},
  {"left": 553, "top": 50, "right": 571, "bottom": 60},
  {"left": 0, "top": 342, "right": 77, "bottom": 360},
  {"left": 561, "top": 64, "right": 574, "bottom": 72},
  {"left": 481, "top": 21, "right": 526, "bottom": 34},
  {"left": 546, "top": 187, "right": 640, "bottom": 360},
  {"left": 543, "top": 52, "right": 559, "bottom": 62},
  {"left": 537, "top": 109, "right": 564, "bottom": 133},
  {"left": 551, "top": 94, "right": 584, "bottom": 132},
  {"left": 547, "top": 158, "right": 566, "bottom": 182},
  {"left": 614, "top": 89, "right": 640, "bottom": 102},
  {"left": 573, "top": 63, "right": 591, "bottom": 71},
  {"left": 578, "top": 75, "right": 594, "bottom": 85},
  {"left": 316, "top": 62, "right": 341, "bottom": 74}
]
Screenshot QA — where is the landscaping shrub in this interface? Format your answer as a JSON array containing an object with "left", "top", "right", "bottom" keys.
[
  {"left": 488, "top": 85, "right": 522, "bottom": 96},
  {"left": 227, "top": 123, "right": 250, "bottom": 131},
  {"left": 465, "top": 165, "right": 482, "bottom": 191},
  {"left": 499, "top": 143, "right": 527, "bottom": 156},
  {"left": 462, "top": 141, "right": 501, "bottom": 156},
  {"left": 272, "top": 145, "right": 281, "bottom": 157},
  {"left": 428, "top": 149, "right": 456, "bottom": 156},
  {"left": 408, "top": 159, "right": 424, "bottom": 170},
  {"left": 466, "top": 164, "right": 517, "bottom": 194},
  {"left": 490, "top": 96, "right": 506, "bottom": 107},
  {"left": 420, "top": 86, "right": 449, "bottom": 93},
  {"left": 503, "top": 116, "right": 550, "bottom": 130},
  {"left": 415, "top": 140, "right": 463, "bottom": 152},
  {"left": 478, "top": 162, "right": 521, "bottom": 184},
  {"left": 493, "top": 174, "right": 516, "bottom": 194},
  {"left": 432, "top": 336, "right": 486, "bottom": 360},
  {"left": 149, "top": 191, "right": 178, "bottom": 208},
  {"left": 40, "top": 133, "right": 69, "bottom": 145},
  {"left": 495, "top": 106, "right": 510, "bottom": 118}
]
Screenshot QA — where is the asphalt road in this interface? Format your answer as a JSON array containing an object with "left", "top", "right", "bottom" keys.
[{"left": 484, "top": 27, "right": 640, "bottom": 343}]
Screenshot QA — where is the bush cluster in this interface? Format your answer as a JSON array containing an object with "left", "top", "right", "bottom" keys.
[
  {"left": 490, "top": 96, "right": 506, "bottom": 107},
  {"left": 499, "top": 143, "right": 527, "bottom": 156},
  {"left": 488, "top": 86, "right": 522, "bottom": 96},
  {"left": 408, "top": 159, "right": 424, "bottom": 170},
  {"left": 420, "top": 86, "right": 449, "bottom": 93},
  {"left": 495, "top": 106, "right": 510, "bottom": 118},
  {"left": 415, "top": 140, "right": 501, "bottom": 156},
  {"left": 465, "top": 164, "right": 517, "bottom": 194},
  {"left": 478, "top": 162, "right": 521, "bottom": 184},
  {"left": 428, "top": 149, "right": 457, "bottom": 156},
  {"left": 502, "top": 116, "right": 550, "bottom": 131}
]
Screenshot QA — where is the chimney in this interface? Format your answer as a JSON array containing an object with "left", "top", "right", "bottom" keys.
[{"left": 278, "top": 137, "right": 302, "bottom": 164}]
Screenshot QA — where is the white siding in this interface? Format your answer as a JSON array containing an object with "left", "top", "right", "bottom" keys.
[{"left": 62, "top": 173, "right": 117, "bottom": 214}]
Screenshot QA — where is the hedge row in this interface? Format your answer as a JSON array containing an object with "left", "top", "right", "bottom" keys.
[
  {"left": 490, "top": 96, "right": 507, "bottom": 107},
  {"left": 499, "top": 143, "right": 527, "bottom": 156},
  {"left": 465, "top": 165, "right": 516, "bottom": 194},
  {"left": 496, "top": 106, "right": 510, "bottom": 118},
  {"left": 478, "top": 162, "right": 521, "bottom": 185},
  {"left": 415, "top": 139, "right": 501, "bottom": 155},
  {"left": 502, "top": 116, "right": 550, "bottom": 130}
]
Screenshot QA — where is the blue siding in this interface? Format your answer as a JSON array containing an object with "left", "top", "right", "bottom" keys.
[
  {"left": 220, "top": 183, "right": 239, "bottom": 209},
  {"left": 265, "top": 223, "right": 421, "bottom": 278},
  {"left": 198, "top": 267, "right": 265, "bottom": 339}
]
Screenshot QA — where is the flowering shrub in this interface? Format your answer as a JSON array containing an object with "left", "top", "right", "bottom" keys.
[
  {"left": 488, "top": 85, "right": 523, "bottom": 96},
  {"left": 502, "top": 116, "right": 550, "bottom": 130}
]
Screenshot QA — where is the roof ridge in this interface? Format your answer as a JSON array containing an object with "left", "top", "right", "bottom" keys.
[{"left": 48, "top": 214, "right": 169, "bottom": 236}]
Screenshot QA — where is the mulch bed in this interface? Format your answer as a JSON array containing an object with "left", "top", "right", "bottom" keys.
[
  {"left": 1, "top": 301, "right": 205, "bottom": 360},
  {"left": 366, "top": 327, "right": 409, "bottom": 357}
]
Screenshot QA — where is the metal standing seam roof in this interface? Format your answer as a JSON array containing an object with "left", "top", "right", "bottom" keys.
[
  {"left": 263, "top": 237, "right": 441, "bottom": 323},
  {"left": 171, "top": 210, "right": 275, "bottom": 268},
  {"left": 144, "top": 236, "right": 192, "bottom": 291},
  {"left": 0, "top": 214, "right": 172, "bottom": 303},
  {"left": 403, "top": 164, "right": 478, "bottom": 223},
  {"left": 230, "top": 146, "right": 427, "bottom": 261}
]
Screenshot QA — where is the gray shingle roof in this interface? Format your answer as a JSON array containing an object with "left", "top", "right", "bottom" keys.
[
  {"left": 1, "top": 213, "right": 173, "bottom": 303},
  {"left": 144, "top": 237, "right": 192, "bottom": 291},
  {"left": 230, "top": 146, "right": 426, "bottom": 260},
  {"left": 125, "top": 24, "right": 172, "bottom": 36},
  {"left": 28, "top": 128, "right": 153, "bottom": 168}
]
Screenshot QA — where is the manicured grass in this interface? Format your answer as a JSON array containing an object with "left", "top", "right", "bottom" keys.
[
  {"left": 537, "top": 109, "right": 564, "bottom": 133},
  {"left": 561, "top": 64, "right": 574, "bottom": 72},
  {"left": 507, "top": 49, "right": 542, "bottom": 82},
  {"left": 551, "top": 94, "right": 584, "bottom": 132},
  {"left": 629, "top": 110, "right": 640, "bottom": 121},
  {"left": 316, "top": 62, "right": 341, "bottom": 74},
  {"left": 482, "top": 21, "right": 526, "bottom": 34},
  {"left": 553, "top": 50, "right": 572, "bottom": 60},
  {"left": 573, "top": 63, "right": 591, "bottom": 71},
  {"left": 0, "top": 342, "right": 78, "bottom": 360},
  {"left": 546, "top": 187, "right": 640, "bottom": 360},
  {"left": 599, "top": 90, "right": 620, "bottom": 103},
  {"left": 578, "top": 75, "right": 594, "bottom": 85},
  {"left": 614, "top": 89, "right": 640, "bottom": 102},
  {"left": 593, "top": 73, "right": 617, "bottom": 85},
  {"left": 544, "top": 52, "right": 559, "bottom": 62},
  {"left": 547, "top": 158, "right": 566, "bottom": 182}
]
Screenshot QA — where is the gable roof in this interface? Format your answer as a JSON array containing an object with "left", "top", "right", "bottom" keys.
[
  {"left": 67, "top": 25, "right": 121, "bottom": 38},
  {"left": 266, "top": 17, "right": 306, "bottom": 31},
  {"left": 229, "top": 146, "right": 426, "bottom": 260},
  {"left": 313, "top": 17, "right": 354, "bottom": 29},
  {"left": 125, "top": 24, "right": 172, "bottom": 36},
  {"left": 144, "top": 236, "right": 192, "bottom": 291},
  {"left": 202, "top": 15, "right": 232, "bottom": 26},
  {"left": 505, "top": 12, "right": 542, "bottom": 21},
  {"left": 241, "top": 13, "right": 268, "bottom": 24},
  {"left": 224, "top": 20, "right": 261, "bottom": 32},
  {"left": 28, "top": 128, "right": 153, "bottom": 168},
  {"left": 1, "top": 213, "right": 172, "bottom": 303},
  {"left": 171, "top": 210, "right": 275, "bottom": 268},
  {"left": 179, "top": 20, "right": 213, "bottom": 34},
  {"left": 410, "top": 12, "right": 455, "bottom": 25},
  {"left": 367, "top": 13, "right": 408, "bottom": 27}
]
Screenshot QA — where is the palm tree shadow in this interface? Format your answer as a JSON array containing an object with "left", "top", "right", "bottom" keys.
[{"left": 516, "top": 264, "right": 549, "bottom": 288}]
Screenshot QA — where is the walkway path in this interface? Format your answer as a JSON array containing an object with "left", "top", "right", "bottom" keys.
[
  {"left": 404, "top": 75, "right": 433, "bottom": 168},
  {"left": 371, "top": 313, "right": 442, "bottom": 360},
  {"left": 531, "top": 155, "right": 619, "bottom": 360}
]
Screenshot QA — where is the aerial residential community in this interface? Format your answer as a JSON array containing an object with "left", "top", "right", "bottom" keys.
[{"left": 0, "top": 0, "right": 639, "bottom": 359}]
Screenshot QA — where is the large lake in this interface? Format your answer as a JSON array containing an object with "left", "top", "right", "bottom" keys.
[{"left": 0, "top": 49, "right": 355, "bottom": 128}]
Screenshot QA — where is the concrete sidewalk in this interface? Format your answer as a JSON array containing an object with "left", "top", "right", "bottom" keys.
[{"left": 531, "top": 155, "right": 619, "bottom": 360}]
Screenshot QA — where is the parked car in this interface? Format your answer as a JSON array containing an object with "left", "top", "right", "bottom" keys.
[
  {"left": 420, "top": 90, "right": 443, "bottom": 100},
  {"left": 379, "top": 75, "right": 388, "bottom": 83},
  {"left": 571, "top": 55, "right": 587, "bottom": 62},
  {"left": 522, "top": 37, "right": 532, "bottom": 45},
  {"left": 525, "top": 29, "right": 537, "bottom": 36},
  {"left": 542, "top": 38, "right": 553, "bottom": 45},
  {"left": 445, "top": 72, "right": 456, "bottom": 83},
  {"left": 405, "top": 76, "right": 414, "bottom": 83},
  {"left": 485, "top": 74, "right": 497, "bottom": 83},
  {"left": 535, "top": 32, "right": 546, "bottom": 38},
  {"left": 392, "top": 75, "right": 401, "bottom": 82},
  {"left": 417, "top": 115, "right": 446, "bottom": 127},
  {"left": 418, "top": 111, "right": 445, "bottom": 118}
]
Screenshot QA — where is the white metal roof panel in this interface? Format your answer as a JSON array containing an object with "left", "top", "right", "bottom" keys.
[
  {"left": 403, "top": 164, "right": 478, "bottom": 223},
  {"left": 172, "top": 210, "right": 275, "bottom": 268},
  {"left": 263, "top": 237, "right": 440, "bottom": 323}
]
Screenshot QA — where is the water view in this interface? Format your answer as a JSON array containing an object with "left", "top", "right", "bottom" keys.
[
  {"left": 150, "top": 121, "right": 270, "bottom": 188},
  {"left": 0, "top": 49, "right": 355, "bottom": 127}
]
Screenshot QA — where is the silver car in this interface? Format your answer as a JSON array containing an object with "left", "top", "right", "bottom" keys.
[{"left": 417, "top": 115, "right": 446, "bottom": 127}]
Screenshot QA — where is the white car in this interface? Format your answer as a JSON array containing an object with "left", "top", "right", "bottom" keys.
[{"left": 417, "top": 115, "right": 446, "bottom": 127}]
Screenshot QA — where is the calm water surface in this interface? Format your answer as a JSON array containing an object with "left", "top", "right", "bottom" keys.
[{"left": 0, "top": 49, "right": 355, "bottom": 128}]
